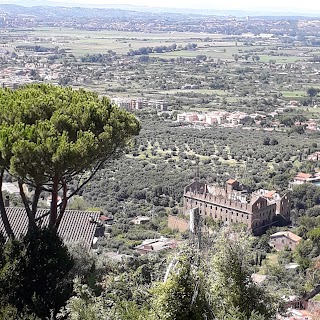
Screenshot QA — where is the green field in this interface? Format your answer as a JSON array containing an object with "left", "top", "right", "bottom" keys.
[
  {"left": 158, "top": 89, "right": 228, "bottom": 95},
  {"left": 5, "top": 27, "right": 315, "bottom": 64},
  {"left": 280, "top": 90, "right": 306, "bottom": 98},
  {"left": 257, "top": 253, "right": 279, "bottom": 275},
  {"left": 5, "top": 27, "right": 233, "bottom": 56},
  {"left": 150, "top": 45, "right": 244, "bottom": 60},
  {"left": 258, "top": 55, "right": 303, "bottom": 63}
]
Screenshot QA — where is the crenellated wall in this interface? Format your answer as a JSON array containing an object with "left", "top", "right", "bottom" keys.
[
  {"left": 184, "top": 191, "right": 252, "bottom": 212},
  {"left": 183, "top": 181, "right": 287, "bottom": 235}
]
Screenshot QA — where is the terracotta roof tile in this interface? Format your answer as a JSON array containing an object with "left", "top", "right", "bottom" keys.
[
  {"left": 0, "top": 207, "right": 101, "bottom": 249},
  {"left": 265, "top": 190, "right": 276, "bottom": 198},
  {"left": 100, "top": 215, "right": 113, "bottom": 221},
  {"left": 296, "top": 172, "right": 313, "bottom": 179},
  {"left": 270, "top": 231, "right": 302, "bottom": 243}
]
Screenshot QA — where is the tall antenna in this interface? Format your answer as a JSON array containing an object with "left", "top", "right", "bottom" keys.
[
  {"left": 194, "top": 164, "right": 200, "bottom": 181},
  {"left": 189, "top": 207, "right": 202, "bottom": 250},
  {"left": 241, "top": 161, "right": 249, "bottom": 186}
]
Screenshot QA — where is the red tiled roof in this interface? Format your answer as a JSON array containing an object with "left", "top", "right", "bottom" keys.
[
  {"left": 270, "top": 231, "right": 302, "bottom": 243},
  {"left": 296, "top": 172, "right": 313, "bottom": 179},
  {"left": 100, "top": 215, "right": 113, "bottom": 221},
  {"left": 265, "top": 190, "right": 276, "bottom": 198},
  {"left": 0, "top": 207, "right": 101, "bottom": 249},
  {"left": 226, "top": 179, "right": 237, "bottom": 185}
]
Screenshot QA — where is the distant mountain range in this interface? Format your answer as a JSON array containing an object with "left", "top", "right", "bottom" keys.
[
  {"left": 0, "top": 2, "right": 319, "bottom": 18},
  {"left": 0, "top": 3, "right": 194, "bottom": 20}
]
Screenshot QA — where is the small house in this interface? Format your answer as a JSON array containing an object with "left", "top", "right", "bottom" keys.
[
  {"left": 131, "top": 216, "right": 150, "bottom": 225},
  {"left": 269, "top": 231, "right": 302, "bottom": 251}
]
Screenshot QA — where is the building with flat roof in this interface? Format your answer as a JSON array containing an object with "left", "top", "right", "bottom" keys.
[
  {"left": 183, "top": 179, "right": 291, "bottom": 235},
  {"left": 131, "top": 216, "right": 150, "bottom": 225},
  {"left": 135, "top": 236, "right": 178, "bottom": 255},
  {"left": 1, "top": 182, "right": 20, "bottom": 195}
]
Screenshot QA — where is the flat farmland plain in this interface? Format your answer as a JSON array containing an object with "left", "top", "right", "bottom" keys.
[
  {"left": 4, "top": 27, "right": 316, "bottom": 65},
  {"left": 6, "top": 27, "right": 231, "bottom": 56}
]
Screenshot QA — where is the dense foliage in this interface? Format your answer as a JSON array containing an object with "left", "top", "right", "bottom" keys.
[
  {"left": 0, "top": 229, "right": 74, "bottom": 319},
  {"left": 0, "top": 84, "right": 140, "bottom": 236},
  {"left": 57, "top": 230, "right": 279, "bottom": 320}
]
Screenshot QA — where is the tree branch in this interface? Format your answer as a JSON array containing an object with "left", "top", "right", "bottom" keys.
[
  {"left": 18, "top": 179, "right": 37, "bottom": 231},
  {"left": 49, "top": 175, "right": 59, "bottom": 228},
  {"left": 21, "top": 179, "right": 52, "bottom": 192},
  {"left": 31, "top": 186, "right": 42, "bottom": 217},
  {"left": 66, "top": 152, "right": 116, "bottom": 201}
]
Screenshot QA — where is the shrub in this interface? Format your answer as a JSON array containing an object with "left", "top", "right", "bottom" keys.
[{"left": 0, "top": 228, "right": 74, "bottom": 318}]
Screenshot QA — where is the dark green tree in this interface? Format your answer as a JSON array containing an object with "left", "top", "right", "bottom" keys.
[
  {"left": 150, "top": 250, "right": 212, "bottom": 320},
  {"left": 0, "top": 84, "right": 140, "bottom": 237},
  {"left": 0, "top": 228, "right": 74, "bottom": 318},
  {"left": 294, "top": 239, "right": 313, "bottom": 269},
  {"left": 307, "top": 87, "right": 318, "bottom": 106},
  {"left": 207, "top": 231, "right": 278, "bottom": 319},
  {"left": 307, "top": 87, "right": 318, "bottom": 98}
]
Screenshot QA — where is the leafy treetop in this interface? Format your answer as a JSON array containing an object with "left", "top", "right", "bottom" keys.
[
  {"left": 0, "top": 84, "right": 140, "bottom": 186},
  {"left": 0, "top": 84, "right": 140, "bottom": 235}
]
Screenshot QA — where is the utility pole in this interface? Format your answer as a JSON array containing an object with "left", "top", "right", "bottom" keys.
[{"left": 189, "top": 207, "right": 202, "bottom": 250}]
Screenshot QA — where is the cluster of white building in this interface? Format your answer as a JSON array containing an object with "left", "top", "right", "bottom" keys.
[
  {"left": 176, "top": 111, "right": 248, "bottom": 126},
  {"left": 308, "top": 151, "right": 320, "bottom": 161},
  {"left": 111, "top": 97, "right": 168, "bottom": 111}
]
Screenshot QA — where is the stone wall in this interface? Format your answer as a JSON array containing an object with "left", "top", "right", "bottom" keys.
[
  {"left": 168, "top": 215, "right": 189, "bottom": 232},
  {"left": 184, "top": 192, "right": 277, "bottom": 234}
]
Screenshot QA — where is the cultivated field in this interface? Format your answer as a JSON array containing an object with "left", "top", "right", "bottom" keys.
[{"left": 4, "top": 27, "right": 316, "bottom": 64}]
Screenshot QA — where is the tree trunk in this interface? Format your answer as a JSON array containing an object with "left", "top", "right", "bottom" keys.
[
  {"left": 305, "top": 284, "right": 320, "bottom": 301},
  {"left": 0, "top": 169, "right": 14, "bottom": 238},
  {"left": 31, "top": 186, "right": 41, "bottom": 217},
  {"left": 55, "top": 180, "right": 68, "bottom": 229},
  {"left": 18, "top": 180, "right": 37, "bottom": 232},
  {"left": 49, "top": 175, "right": 59, "bottom": 228}
]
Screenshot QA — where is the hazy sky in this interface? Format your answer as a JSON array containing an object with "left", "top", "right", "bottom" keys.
[
  {"left": 1, "top": 0, "right": 319, "bottom": 12},
  {"left": 44, "top": 0, "right": 320, "bottom": 11}
]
